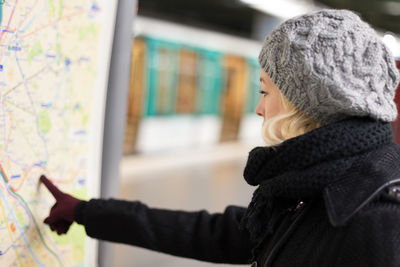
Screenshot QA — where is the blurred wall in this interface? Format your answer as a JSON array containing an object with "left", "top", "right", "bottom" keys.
[
  {"left": 123, "top": 18, "right": 265, "bottom": 154},
  {"left": 124, "top": 15, "right": 400, "bottom": 155}
]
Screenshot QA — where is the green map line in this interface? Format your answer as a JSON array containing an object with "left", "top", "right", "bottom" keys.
[
  {"left": 0, "top": 164, "right": 64, "bottom": 267},
  {"left": 0, "top": 0, "right": 4, "bottom": 26}
]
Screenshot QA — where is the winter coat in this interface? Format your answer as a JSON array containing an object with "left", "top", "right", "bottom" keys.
[{"left": 75, "top": 117, "right": 400, "bottom": 266}]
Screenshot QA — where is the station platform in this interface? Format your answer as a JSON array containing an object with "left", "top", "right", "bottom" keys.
[{"left": 114, "top": 142, "right": 258, "bottom": 266}]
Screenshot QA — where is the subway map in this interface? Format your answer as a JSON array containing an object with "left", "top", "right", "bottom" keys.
[{"left": 0, "top": 1, "right": 116, "bottom": 266}]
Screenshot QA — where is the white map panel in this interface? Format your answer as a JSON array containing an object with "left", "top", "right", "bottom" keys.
[{"left": 0, "top": 1, "right": 117, "bottom": 266}]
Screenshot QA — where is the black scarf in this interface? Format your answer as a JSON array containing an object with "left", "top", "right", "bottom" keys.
[{"left": 240, "top": 116, "right": 394, "bottom": 258}]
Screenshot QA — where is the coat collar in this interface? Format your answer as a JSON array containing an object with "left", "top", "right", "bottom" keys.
[
  {"left": 323, "top": 142, "right": 400, "bottom": 227},
  {"left": 244, "top": 117, "right": 394, "bottom": 186}
]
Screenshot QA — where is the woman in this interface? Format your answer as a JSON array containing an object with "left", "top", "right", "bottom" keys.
[{"left": 40, "top": 9, "right": 400, "bottom": 266}]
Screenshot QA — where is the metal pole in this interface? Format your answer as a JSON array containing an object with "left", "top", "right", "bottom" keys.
[{"left": 99, "top": 1, "right": 136, "bottom": 266}]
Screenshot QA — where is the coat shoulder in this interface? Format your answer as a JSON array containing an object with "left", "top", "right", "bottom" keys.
[
  {"left": 333, "top": 194, "right": 400, "bottom": 267},
  {"left": 380, "top": 184, "right": 400, "bottom": 204},
  {"left": 354, "top": 186, "right": 400, "bottom": 226}
]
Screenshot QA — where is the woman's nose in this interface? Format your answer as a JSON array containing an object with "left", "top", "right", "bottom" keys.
[{"left": 255, "top": 100, "right": 264, "bottom": 117}]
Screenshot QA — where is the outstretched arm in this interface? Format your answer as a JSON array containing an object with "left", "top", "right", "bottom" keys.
[
  {"left": 75, "top": 199, "right": 253, "bottom": 264},
  {"left": 39, "top": 174, "right": 253, "bottom": 264}
]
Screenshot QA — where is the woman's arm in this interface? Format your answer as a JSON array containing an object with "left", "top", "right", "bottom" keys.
[{"left": 75, "top": 199, "right": 253, "bottom": 264}]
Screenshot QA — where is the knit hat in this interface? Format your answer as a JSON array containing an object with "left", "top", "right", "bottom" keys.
[{"left": 259, "top": 9, "right": 400, "bottom": 125}]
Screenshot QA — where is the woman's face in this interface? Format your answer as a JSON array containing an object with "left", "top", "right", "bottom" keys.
[{"left": 255, "top": 69, "right": 283, "bottom": 121}]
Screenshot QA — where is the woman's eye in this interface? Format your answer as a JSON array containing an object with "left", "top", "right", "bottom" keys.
[{"left": 258, "top": 90, "right": 268, "bottom": 96}]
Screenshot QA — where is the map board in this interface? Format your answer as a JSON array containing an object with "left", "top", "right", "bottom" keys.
[{"left": 0, "top": 1, "right": 118, "bottom": 266}]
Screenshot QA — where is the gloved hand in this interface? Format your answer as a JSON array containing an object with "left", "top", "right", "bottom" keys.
[{"left": 39, "top": 175, "right": 82, "bottom": 235}]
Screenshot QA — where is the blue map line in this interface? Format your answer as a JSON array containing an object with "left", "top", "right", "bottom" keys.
[
  {"left": 14, "top": 41, "right": 50, "bottom": 162},
  {"left": 1, "top": 95, "right": 6, "bottom": 153},
  {"left": 0, "top": 43, "right": 9, "bottom": 153},
  {"left": 0, "top": 188, "right": 46, "bottom": 267},
  {"left": 20, "top": 5, "right": 47, "bottom": 34},
  {"left": 1, "top": 44, "right": 17, "bottom": 159},
  {"left": 4, "top": 155, "right": 29, "bottom": 171},
  {"left": 1, "top": 230, "right": 25, "bottom": 255},
  {"left": 51, "top": 66, "right": 67, "bottom": 112}
]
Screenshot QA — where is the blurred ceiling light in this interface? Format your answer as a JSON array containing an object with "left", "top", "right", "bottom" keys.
[
  {"left": 382, "top": 1, "right": 400, "bottom": 16},
  {"left": 382, "top": 33, "right": 400, "bottom": 57},
  {"left": 240, "top": 0, "right": 318, "bottom": 19}
]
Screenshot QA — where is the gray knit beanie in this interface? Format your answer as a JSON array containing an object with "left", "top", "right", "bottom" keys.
[{"left": 259, "top": 9, "right": 400, "bottom": 125}]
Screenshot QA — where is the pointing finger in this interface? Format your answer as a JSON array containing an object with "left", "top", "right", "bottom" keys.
[{"left": 39, "top": 175, "right": 64, "bottom": 200}]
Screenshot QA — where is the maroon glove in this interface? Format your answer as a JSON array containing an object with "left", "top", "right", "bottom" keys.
[{"left": 39, "top": 175, "right": 82, "bottom": 235}]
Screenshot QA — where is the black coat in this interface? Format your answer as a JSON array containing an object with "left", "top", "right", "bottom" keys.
[{"left": 75, "top": 118, "right": 400, "bottom": 267}]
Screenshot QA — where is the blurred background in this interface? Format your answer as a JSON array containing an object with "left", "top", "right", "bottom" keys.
[{"left": 114, "top": 0, "right": 400, "bottom": 266}]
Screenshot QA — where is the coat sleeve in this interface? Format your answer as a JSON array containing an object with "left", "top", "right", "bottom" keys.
[{"left": 74, "top": 198, "right": 253, "bottom": 264}]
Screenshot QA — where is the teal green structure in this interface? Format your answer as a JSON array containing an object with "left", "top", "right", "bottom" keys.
[{"left": 140, "top": 36, "right": 259, "bottom": 117}]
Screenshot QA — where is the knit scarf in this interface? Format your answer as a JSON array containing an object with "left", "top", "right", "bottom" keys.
[{"left": 240, "top": 116, "right": 394, "bottom": 258}]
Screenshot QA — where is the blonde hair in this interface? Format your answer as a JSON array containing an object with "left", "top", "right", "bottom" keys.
[{"left": 262, "top": 92, "right": 324, "bottom": 148}]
